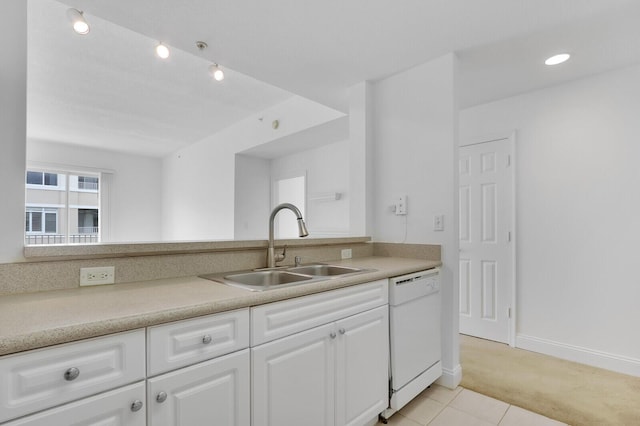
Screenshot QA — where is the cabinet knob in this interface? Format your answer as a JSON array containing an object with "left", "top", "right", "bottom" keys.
[
  {"left": 330, "top": 332, "right": 337, "bottom": 339},
  {"left": 202, "top": 334, "right": 212, "bottom": 344},
  {"left": 156, "top": 391, "right": 168, "bottom": 403},
  {"left": 64, "top": 367, "right": 80, "bottom": 381},
  {"left": 339, "top": 328, "right": 346, "bottom": 335},
  {"left": 131, "top": 400, "right": 144, "bottom": 412}
]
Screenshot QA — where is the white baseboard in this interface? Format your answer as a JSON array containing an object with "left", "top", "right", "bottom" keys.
[
  {"left": 516, "top": 334, "right": 640, "bottom": 377},
  {"left": 435, "top": 363, "right": 462, "bottom": 389}
]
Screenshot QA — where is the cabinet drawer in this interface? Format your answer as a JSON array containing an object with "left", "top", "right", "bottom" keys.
[
  {"left": 3, "top": 381, "right": 146, "bottom": 426},
  {"left": 0, "top": 329, "right": 145, "bottom": 423},
  {"left": 251, "top": 280, "right": 388, "bottom": 346},
  {"left": 147, "top": 308, "right": 249, "bottom": 376}
]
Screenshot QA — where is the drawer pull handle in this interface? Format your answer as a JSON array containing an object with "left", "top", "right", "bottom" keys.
[
  {"left": 202, "top": 335, "right": 212, "bottom": 344},
  {"left": 330, "top": 332, "right": 337, "bottom": 339},
  {"left": 64, "top": 367, "right": 80, "bottom": 381},
  {"left": 339, "top": 328, "right": 346, "bottom": 335},
  {"left": 131, "top": 400, "right": 144, "bottom": 412},
  {"left": 156, "top": 391, "right": 168, "bottom": 403}
]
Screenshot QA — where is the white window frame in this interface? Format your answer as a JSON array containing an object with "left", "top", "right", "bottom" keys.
[
  {"left": 25, "top": 162, "right": 113, "bottom": 245},
  {"left": 25, "top": 207, "right": 58, "bottom": 234},
  {"left": 25, "top": 170, "right": 65, "bottom": 191}
]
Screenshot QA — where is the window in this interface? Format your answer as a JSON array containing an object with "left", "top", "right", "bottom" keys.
[
  {"left": 25, "top": 208, "right": 57, "bottom": 233},
  {"left": 25, "top": 168, "right": 103, "bottom": 245},
  {"left": 77, "top": 176, "right": 99, "bottom": 191},
  {"left": 26, "top": 171, "right": 59, "bottom": 187},
  {"left": 78, "top": 209, "right": 99, "bottom": 234}
]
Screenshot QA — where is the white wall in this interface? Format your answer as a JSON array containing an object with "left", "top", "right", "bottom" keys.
[
  {"left": 162, "top": 96, "right": 344, "bottom": 241},
  {"left": 234, "top": 155, "right": 271, "bottom": 239},
  {"left": 349, "top": 82, "right": 374, "bottom": 237},
  {"left": 271, "top": 139, "right": 351, "bottom": 237},
  {"left": 234, "top": 138, "right": 351, "bottom": 240},
  {"left": 372, "top": 54, "right": 460, "bottom": 387},
  {"left": 460, "top": 64, "right": 640, "bottom": 375},
  {"left": 28, "top": 140, "right": 163, "bottom": 242},
  {"left": 0, "top": 0, "right": 28, "bottom": 264}
]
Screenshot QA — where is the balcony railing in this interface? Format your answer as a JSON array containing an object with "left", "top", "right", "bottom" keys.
[
  {"left": 78, "top": 181, "right": 99, "bottom": 191},
  {"left": 25, "top": 233, "right": 100, "bottom": 245},
  {"left": 78, "top": 226, "right": 99, "bottom": 234}
]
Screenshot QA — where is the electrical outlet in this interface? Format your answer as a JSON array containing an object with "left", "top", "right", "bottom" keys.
[
  {"left": 341, "top": 248, "right": 352, "bottom": 259},
  {"left": 80, "top": 266, "right": 115, "bottom": 286}
]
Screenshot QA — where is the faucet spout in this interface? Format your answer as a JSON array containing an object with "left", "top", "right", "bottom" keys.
[{"left": 267, "top": 203, "right": 309, "bottom": 268}]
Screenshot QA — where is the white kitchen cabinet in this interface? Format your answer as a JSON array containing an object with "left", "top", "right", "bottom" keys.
[
  {"left": 147, "top": 348, "right": 250, "bottom": 426},
  {"left": 336, "top": 306, "right": 389, "bottom": 426},
  {"left": 252, "top": 322, "right": 336, "bottom": 426},
  {"left": 3, "top": 382, "right": 146, "bottom": 426},
  {"left": 252, "top": 304, "right": 389, "bottom": 426},
  {"left": 0, "top": 329, "right": 145, "bottom": 424}
]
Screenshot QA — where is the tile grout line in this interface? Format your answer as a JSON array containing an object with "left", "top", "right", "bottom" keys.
[{"left": 496, "top": 404, "right": 512, "bottom": 425}]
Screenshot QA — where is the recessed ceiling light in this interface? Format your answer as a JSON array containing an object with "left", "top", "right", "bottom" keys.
[
  {"left": 66, "top": 8, "right": 89, "bottom": 35},
  {"left": 545, "top": 53, "right": 571, "bottom": 66},
  {"left": 156, "top": 43, "right": 170, "bottom": 59}
]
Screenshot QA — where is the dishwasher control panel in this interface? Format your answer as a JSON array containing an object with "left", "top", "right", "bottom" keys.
[{"left": 389, "top": 268, "right": 440, "bottom": 305}]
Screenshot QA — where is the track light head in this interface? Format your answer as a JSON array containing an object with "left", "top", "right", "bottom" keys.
[
  {"left": 66, "top": 8, "right": 89, "bottom": 35},
  {"left": 209, "top": 64, "right": 225, "bottom": 82},
  {"left": 156, "top": 43, "right": 170, "bottom": 59}
]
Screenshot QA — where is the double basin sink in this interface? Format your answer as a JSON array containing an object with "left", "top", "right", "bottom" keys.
[{"left": 200, "top": 264, "right": 373, "bottom": 292}]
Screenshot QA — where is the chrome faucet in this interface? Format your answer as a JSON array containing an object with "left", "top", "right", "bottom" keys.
[{"left": 267, "top": 203, "right": 309, "bottom": 268}]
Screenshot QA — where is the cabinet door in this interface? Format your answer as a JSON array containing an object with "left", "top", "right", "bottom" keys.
[
  {"left": 252, "top": 323, "right": 335, "bottom": 426},
  {"left": 147, "top": 349, "right": 250, "bottom": 426},
  {"left": 335, "top": 306, "right": 389, "bottom": 426},
  {"left": 4, "top": 381, "right": 146, "bottom": 426}
]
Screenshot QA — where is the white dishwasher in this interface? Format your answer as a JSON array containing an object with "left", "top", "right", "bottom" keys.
[{"left": 382, "top": 268, "right": 442, "bottom": 421}]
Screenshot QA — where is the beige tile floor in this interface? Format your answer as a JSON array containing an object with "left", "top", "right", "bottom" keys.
[{"left": 377, "top": 385, "right": 568, "bottom": 426}]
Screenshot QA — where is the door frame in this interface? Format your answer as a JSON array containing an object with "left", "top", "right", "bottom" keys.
[{"left": 459, "top": 131, "right": 517, "bottom": 347}]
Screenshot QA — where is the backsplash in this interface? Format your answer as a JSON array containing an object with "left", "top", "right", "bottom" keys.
[{"left": 0, "top": 238, "right": 440, "bottom": 296}]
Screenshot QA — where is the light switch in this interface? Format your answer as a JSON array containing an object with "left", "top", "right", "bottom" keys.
[{"left": 434, "top": 215, "right": 444, "bottom": 231}]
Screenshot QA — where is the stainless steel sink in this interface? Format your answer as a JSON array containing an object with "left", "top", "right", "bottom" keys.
[
  {"left": 286, "top": 264, "right": 363, "bottom": 276},
  {"left": 201, "top": 270, "right": 313, "bottom": 291},
  {"left": 200, "top": 264, "right": 373, "bottom": 291}
]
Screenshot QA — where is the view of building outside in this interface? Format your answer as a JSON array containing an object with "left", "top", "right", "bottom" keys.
[{"left": 25, "top": 170, "right": 100, "bottom": 245}]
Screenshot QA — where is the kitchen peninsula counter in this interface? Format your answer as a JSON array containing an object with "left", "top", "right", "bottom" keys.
[{"left": 0, "top": 256, "right": 440, "bottom": 356}]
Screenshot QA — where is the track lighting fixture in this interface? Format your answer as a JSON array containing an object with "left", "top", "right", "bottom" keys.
[
  {"left": 156, "top": 43, "right": 170, "bottom": 59},
  {"left": 66, "top": 8, "right": 89, "bottom": 35},
  {"left": 196, "top": 41, "right": 225, "bottom": 82},
  {"left": 209, "top": 64, "right": 225, "bottom": 81}
]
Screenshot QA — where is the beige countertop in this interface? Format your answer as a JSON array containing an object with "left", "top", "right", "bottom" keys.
[{"left": 0, "top": 256, "right": 440, "bottom": 357}]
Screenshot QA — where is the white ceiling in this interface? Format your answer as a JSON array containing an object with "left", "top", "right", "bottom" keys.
[{"left": 30, "top": 0, "right": 640, "bottom": 157}]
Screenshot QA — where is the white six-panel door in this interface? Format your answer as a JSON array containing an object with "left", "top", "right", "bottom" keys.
[{"left": 459, "top": 138, "right": 514, "bottom": 344}]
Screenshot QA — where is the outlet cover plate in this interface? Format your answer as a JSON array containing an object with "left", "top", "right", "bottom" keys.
[{"left": 80, "top": 266, "right": 115, "bottom": 286}]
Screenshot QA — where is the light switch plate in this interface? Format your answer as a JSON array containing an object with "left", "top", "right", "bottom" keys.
[
  {"left": 434, "top": 215, "right": 444, "bottom": 231},
  {"left": 341, "top": 249, "right": 352, "bottom": 259}
]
